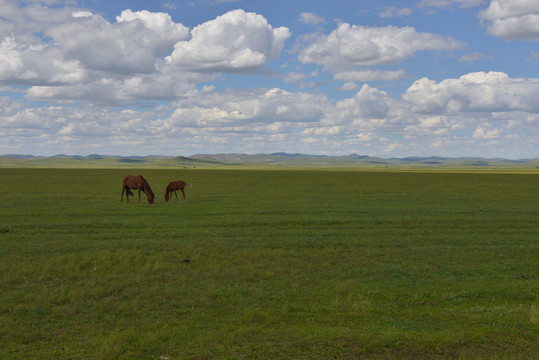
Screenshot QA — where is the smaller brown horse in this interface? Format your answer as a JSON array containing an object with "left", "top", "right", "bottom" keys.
[
  {"left": 121, "top": 175, "right": 155, "bottom": 203},
  {"left": 165, "top": 180, "right": 192, "bottom": 202}
]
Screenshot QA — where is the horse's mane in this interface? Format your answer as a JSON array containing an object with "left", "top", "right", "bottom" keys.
[{"left": 139, "top": 175, "right": 154, "bottom": 197}]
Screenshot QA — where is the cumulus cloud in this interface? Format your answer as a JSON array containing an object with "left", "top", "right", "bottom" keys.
[
  {"left": 167, "top": 9, "right": 291, "bottom": 73},
  {"left": 25, "top": 71, "right": 205, "bottom": 105},
  {"left": 472, "top": 122, "right": 503, "bottom": 139},
  {"left": 0, "top": 2, "right": 90, "bottom": 85},
  {"left": 0, "top": 36, "right": 25, "bottom": 80},
  {"left": 165, "top": 87, "right": 329, "bottom": 128},
  {"left": 0, "top": 4, "right": 194, "bottom": 104},
  {"left": 1, "top": 4, "right": 293, "bottom": 105},
  {"left": 479, "top": 0, "right": 539, "bottom": 40},
  {"left": 116, "top": 9, "right": 188, "bottom": 38},
  {"left": 335, "top": 85, "right": 391, "bottom": 122},
  {"left": 298, "top": 23, "right": 463, "bottom": 75},
  {"left": 0, "top": 5, "right": 292, "bottom": 106},
  {"left": 0, "top": 35, "right": 87, "bottom": 85},
  {"left": 403, "top": 71, "right": 539, "bottom": 114},
  {"left": 47, "top": 10, "right": 189, "bottom": 74},
  {"left": 0, "top": 1, "right": 76, "bottom": 44},
  {"left": 3, "top": 106, "right": 173, "bottom": 154},
  {"left": 480, "top": 0, "right": 538, "bottom": 20}
]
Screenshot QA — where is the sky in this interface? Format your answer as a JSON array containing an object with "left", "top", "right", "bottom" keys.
[{"left": 0, "top": 0, "right": 538, "bottom": 158}]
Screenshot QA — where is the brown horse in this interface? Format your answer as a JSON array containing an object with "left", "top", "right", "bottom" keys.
[
  {"left": 165, "top": 180, "right": 192, "bottom": 202},
  {"left": 121, "top": 175, "right": 155, "bottom": 203}
]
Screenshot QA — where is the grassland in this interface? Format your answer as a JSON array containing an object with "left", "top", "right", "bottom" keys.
[{"left": 0, "top": 168, "right": 538, "bottom": 359}]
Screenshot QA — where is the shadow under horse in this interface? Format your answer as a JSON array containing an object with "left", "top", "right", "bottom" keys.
[
  {"left": 121, "top": 175, "right": 155, "bottom": 203},
  {"left": 165, "top": 180, "right": 192, "bottom": 202}
]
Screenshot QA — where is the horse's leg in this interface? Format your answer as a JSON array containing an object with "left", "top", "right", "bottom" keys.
[
  {"left": 121, "top": 187, "right": 124, "bottom": 202},
  {"left": 181, "top": 188, "right": 186, "bottom": 202},
  {"left": 138, "top": 189, "right": 141, "bottom": 203},
  {"left": 173, "top": 190, "right": 179, "bottom": 202}
]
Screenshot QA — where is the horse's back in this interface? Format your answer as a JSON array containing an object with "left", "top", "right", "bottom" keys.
[
  {"left": 123, "top": 175, "right": 141, "bottom": 187},
  {"left": 169, "top": 180, "right": 186, "bottom": 190}
]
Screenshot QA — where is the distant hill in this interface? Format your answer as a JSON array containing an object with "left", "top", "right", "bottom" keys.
[
  {"left": 1, "top": 153, "right": 538, "bottom": 169},
  {"left": 190, "top": 153, "right": 539, "bottom": 168}
]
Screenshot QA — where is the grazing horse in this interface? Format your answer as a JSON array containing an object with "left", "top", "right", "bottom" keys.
[
  {"left": 121, "top": 175, "right": 155, "bottom": 203},
  {"left": 165, "top": 180, "right": 192, "bottom": 202}
]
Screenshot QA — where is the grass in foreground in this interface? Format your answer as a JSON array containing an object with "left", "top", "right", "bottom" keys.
[{"left": 0, "top": 169, "right": 538, "bottom": 359}]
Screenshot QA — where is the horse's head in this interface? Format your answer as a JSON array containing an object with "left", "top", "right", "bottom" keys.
[{"left": 140, "top": 176, "right": 155, "bottom": 204}]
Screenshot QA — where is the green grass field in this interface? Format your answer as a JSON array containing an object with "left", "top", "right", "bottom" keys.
[{"left": 1, "top": 169, "right": 538, "bottom": 359}]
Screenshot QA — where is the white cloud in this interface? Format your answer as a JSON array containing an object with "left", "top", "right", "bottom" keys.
[
  {"left": 0, "top": 4, "right": 220, "bottom": 105},
  {"left": 379, "top": 7, "right": 412, "bottom": 19},
  {"left": 472, "top": 122, "right": 502, "bottom": 139},
  {"left": 334, "top": 69, "right": 406, "bottom": 82},
  {"left": 479, "top": 0, "right": 539, "bottom": 40},
  {"left": 2, "top": 79, "right": 539, "bottom": 157},
  {"left": 298, "top": 12, "right": 326, "bottom": 25},
  {"left": 0, "top": 2, "right": 91, "bottom": 85},
  {"left": 0, "top": 1, "right": 76, "bottom": 44},
  {"left": 403, "top": 114, "right": 461, "bottom": 138},
  {"left": 480, "top": 0, "right": 538, "bottom": 20},
  {"left": 47, "top": 10, "right": 189, "bottom": 74},
  {"left": 284, "top": 72, "right": 308, "bottom": 84},
  {"left": 526, "top": 51, "right": 539, "bottom": 61},
  {"left": 417, "top": 0, "right": 485, "bottom": 8},
  {"left": 167, "top": 9, "right": 291, "bottom": 73},
  {"left": 166, "top": 87, "right": 329, "bottom": 127},
  {"left": 162, "top": 2, "right": 177, "bottom": 10},
  {"left": 335, "top": 85, "right": 391, "bottom": 121},
  {"left": 483, "top": 14, "right": 539, "bottom": 40},
  {"left": 0, "top": 36, "right": 25, "bottom": 80},
  {"left": 0, "top": 35, "right": 87, "bottom": 85},
  {"left": 72, "top": 11, "right": 93, "bottom": 18},
  {"left": 116, "top": 9, "right": 188, "bottom": 38},
  {"left": 298, "top": 23, "right": 463, "bottom": 73},
  {"left": 459, "top": 52, "right": 494, "bottom": 63},
  {"left": 403, "top": 71, "right": 539, "bottom": 114},
  {"left": 0, "top": 4, "right": 194, "bottom": 103},
  {"left": 25, "top": 71, "right": 203, "bottom": 105},
  {"left": 340, "top": 82, "right": 359, "bottom": 91}
]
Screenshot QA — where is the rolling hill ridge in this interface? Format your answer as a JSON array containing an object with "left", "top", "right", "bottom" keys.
[{"left": 1, "top": 153, "right": 538, "bottom": 168}]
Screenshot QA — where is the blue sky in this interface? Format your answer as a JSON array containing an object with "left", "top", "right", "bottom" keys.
[{"left": 1, "top": 0, "right": 538, "bottom": 158}]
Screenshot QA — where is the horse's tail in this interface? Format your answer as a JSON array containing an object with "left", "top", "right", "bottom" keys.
[{"left": 122, "top": 177, "right": 134, "bottom": 195}]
